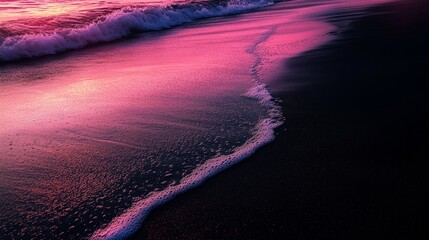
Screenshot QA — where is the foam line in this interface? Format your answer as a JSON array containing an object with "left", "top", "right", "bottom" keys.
[{"left": 91, "top": 112, "right": 282, "bottom": 240}]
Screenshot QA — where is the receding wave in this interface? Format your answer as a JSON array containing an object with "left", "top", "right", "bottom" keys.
[
  {"left": 0, "top": 0, "right": 272, "bottom": 62},
  {"left": 90, "top": 80, "right": 282, "bottom": 240}
]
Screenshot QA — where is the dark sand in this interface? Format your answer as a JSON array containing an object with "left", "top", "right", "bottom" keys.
[{"left": 131, "top": 0, "right": 429, "bottom": 239}]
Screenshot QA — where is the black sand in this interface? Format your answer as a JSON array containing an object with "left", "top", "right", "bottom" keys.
[{"left": 131, "top": 1, "right": 429, "bottom": 239}]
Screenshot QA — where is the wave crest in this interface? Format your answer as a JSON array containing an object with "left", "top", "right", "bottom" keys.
[{"left": 0, "top": 0, "right": 272, "bottom": 62}]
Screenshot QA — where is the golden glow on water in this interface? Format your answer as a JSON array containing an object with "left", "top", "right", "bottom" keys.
[
  {"left": 0, "top": 2, "right": 78, "bottom": 21},
  {"left": 0, "top": 0, "right": 173, "bottom": 22},
  {"left": 36, "top": 2, "right": 74, "bottom": 16}
]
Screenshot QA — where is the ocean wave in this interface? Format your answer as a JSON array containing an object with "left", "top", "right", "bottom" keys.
[{"left": 0, "top": 0, "right": 273, "bottom": 62}]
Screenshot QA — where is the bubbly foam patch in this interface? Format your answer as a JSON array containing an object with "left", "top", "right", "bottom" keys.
[{"left": 0, "top": 0, "right": 272, "bottom": 62}]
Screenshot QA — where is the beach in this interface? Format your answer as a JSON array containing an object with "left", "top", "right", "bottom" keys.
[
  {"left": 130, "top": 0, "right": 429, "bottom": 239},
  {"left": 0, "top": 0, "right": 428, "bottom": 239}
]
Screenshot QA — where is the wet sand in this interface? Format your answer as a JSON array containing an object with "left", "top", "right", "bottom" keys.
[{"left": 131, "top": 0, "right": 429, "bottom": 239}]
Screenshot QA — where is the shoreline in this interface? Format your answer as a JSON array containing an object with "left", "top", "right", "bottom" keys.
[{"left": 130, "top": 0, "right": 429, "bottom": 239}]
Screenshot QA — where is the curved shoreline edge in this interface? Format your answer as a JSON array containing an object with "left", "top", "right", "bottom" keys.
[{"left": 91, "top": 95, "right": 283, "bottom": 240}]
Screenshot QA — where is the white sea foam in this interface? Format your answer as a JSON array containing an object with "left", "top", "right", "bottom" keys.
[
  {"left": 0, "top": 0, "right": 272, "bottom": 62},
  {"left": 90, "top": 51, "right": 282, "bottom": 240},
  {"left": 91, "top": 100, "right": 282, "bottom": 240}
]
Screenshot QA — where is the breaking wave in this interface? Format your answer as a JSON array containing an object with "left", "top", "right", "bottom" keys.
[{"left": 0, "top": 0, "right": 273, "bottom": 62}]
